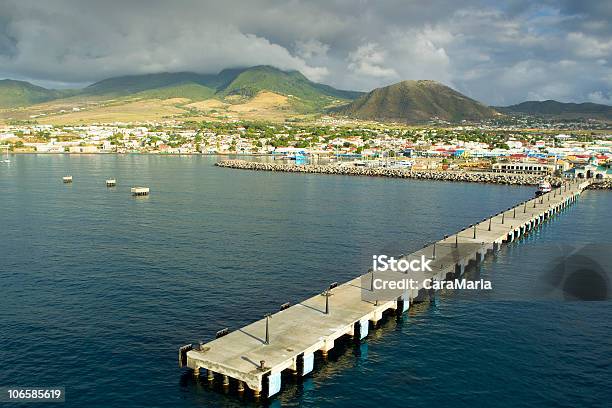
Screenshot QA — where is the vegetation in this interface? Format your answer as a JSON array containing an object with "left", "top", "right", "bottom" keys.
[
  {"left": 332, "top": 80, "right": 500, "bottom": 122},
  {"left": 0, "top": 79, "right": 72, "bottom": 108},
  {"left": 498, "top": 100, "right": 612, "bottom": 121}
]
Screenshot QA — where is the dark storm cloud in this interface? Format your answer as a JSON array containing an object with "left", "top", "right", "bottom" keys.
[{"left": 0, "top": 0, "right": 610, "bottom": 105}]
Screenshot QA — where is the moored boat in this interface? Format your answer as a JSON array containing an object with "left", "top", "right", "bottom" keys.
[{"left": 535, "top": 180, "right": 552, "bottom": 196}]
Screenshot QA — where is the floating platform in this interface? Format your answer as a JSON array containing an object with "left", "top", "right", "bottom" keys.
[
  {"left": 130, "top": 186, "right": 149, "bottom": 196},
  {"left": 106, "top": 179, "right": 116, "bottom": 187},
  {"left": 62, "top": 176, "right": 73, "bottom": 183},
  {"left": 180, "top": 180, "right": 591, "bottom": 399}
]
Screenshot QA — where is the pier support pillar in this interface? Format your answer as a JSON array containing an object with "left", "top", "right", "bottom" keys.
[
  {"left": 193, "top": 367, "right": 200, "bottom": 377},
  {"left": 222, "top": 375, "right": 229, "bottom": 388},
  {"left": 477, "top": 250, "right": 485, "bottom": 262},
  {"left": 320, "top": 339, "right": 334, "bottom": 357},
  {"left": 370, "top": 309, "right": 384, "bottom": 326},
  {"left": 207, "top": 370, "right": 214, "bottom": 382},
  {"left": 237, "top": 381, "right": 245, "bottom": 393},
  {"left": 455, "top": 262, "right": 465, "bottom": 276}
]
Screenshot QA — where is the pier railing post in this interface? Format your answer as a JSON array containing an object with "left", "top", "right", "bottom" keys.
[
  {"left": 370, "top": 269, "right": 375, "bottom": 290},
  {"left": 432, "top": 243, "right": 436, "bottom": 259},
  {"left": 513, "top": 208, "right": 516, "bottom": 218},
  {"left": 455, "top": 234, "right": 458, "bottom": 248},
  {"left": 265, "top": 313, "right": 271, "bottom": 345},
  {"left": 488, "top": 218, "right": 492, "bottom": 231},
  {"left": 323, "top": 290, "right": 331, "bottom": 315},
  {"left": 501, "top": 212, "right": 505, "bottom": 224},
  {"left": 524, "top": 202, "right": 527, "bottom": 213},
  {"left": 473, "top": 225, "right": 476, "bottom": 239}
]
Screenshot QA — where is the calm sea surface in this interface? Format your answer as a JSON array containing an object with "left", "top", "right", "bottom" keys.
[{"left": 1, "top": 155, "right": 610, "bottom": 407}]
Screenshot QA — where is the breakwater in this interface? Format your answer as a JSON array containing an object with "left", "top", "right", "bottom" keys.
[
  {"left": 216, "top": 160, "right": 611, "bottom": 189},
  {"left": 216, "top": 160, "right": 548, "bottom": 186}
]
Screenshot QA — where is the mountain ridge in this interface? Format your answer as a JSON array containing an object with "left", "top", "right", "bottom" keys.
[
  {"left": 0, "top": 79, "right": 74, "bottom": 108},
  {"left": 498, "top": 100, "right": 612, "bottom": 120},
  {"left": 332, "top": 80, "right": 500, "bottom": 122}
]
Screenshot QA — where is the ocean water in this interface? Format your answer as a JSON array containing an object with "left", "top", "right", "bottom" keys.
[{"left": 0, "top": 154, "right": 610, "bottom": 407}]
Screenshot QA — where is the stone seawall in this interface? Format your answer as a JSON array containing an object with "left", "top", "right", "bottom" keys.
[{"left": 215, "top": 160, "right": 611, "bottom": 189}]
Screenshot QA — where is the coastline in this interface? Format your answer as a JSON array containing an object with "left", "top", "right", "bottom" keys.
[{"left": 215, "top": 159, "right": 612, "bottom": 189}]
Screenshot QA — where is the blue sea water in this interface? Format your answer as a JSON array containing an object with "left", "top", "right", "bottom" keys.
[{"left": 0, "top": 154, "right": 610, "bottom": 407}]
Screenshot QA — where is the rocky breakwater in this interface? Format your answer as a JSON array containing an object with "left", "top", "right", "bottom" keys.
[
  {"left": 215, "top": 160, "right": 574, "bottom": 186},
  {"left": 587, "top": 180, "right": 612, "bottom": 190}
]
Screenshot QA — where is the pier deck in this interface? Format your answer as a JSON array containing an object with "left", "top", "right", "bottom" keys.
[{"left": 181, "top": 180, "right": 590, "bottom": 397}]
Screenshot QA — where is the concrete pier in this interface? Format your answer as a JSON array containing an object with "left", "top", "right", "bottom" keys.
[{"left": 180, "top": 180, "right": 590, "bottom": 398}]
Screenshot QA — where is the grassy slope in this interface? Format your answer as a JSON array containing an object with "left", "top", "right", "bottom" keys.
[
  {"left": 0, "top": 79, "right": 73, "bottom": 108},
  {"left": 81, "top": 72, "right": 218, "bottom": 96},
  {"left": 1, "top": 66, "right": 362, "bottom": 120},
  {"left": 132, "top": 83, "right": 216, "bottom": 101},
  {"left": 219, "top": 66, "right": 360, "bottom": 112},
  {"left": 499, "top": 100, "right": 612, "bottom": 120},
  {"left": 334, "top": 80, "right": 499, "bottom": 122}
]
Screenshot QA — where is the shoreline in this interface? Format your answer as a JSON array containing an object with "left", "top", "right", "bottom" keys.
[{"left": 215, "top": 159, "right": 612, "bottom": 190}]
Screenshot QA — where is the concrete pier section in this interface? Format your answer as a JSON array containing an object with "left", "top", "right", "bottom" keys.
[{"left": 180, "top": 179, "right": 590, "bottom": 398}]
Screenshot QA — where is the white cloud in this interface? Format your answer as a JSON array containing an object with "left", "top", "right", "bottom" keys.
[
  {"left": 295, "top": 39, "right": 330, "bottom": 59},
  {"left": 588, "top": 91, "right": 612, "bottom": 105},
  {"left": 348, "top": 43, "right": 398, "bottom": 78},
  {"left": 0, "top": 0, "right": 610, "bottom": 105}
]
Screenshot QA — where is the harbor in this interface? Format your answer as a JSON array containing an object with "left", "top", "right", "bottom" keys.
[{"left": 180, "top": 178, "right": 591, "bottom": 398}]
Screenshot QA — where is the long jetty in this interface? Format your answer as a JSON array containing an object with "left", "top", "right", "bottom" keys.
[{"left": 179, "top": 179, "right": 591, "bottom": 398}]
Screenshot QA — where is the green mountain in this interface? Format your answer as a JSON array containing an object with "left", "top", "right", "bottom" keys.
[
  {"left": 499, "top": 100, "right": 612, "bottom": 120},
  {"left": 80, "top": 66, "right": 361, "bottom": 111},
  {"left": 332, "top": 80, "right": 500, "bottom": 123},
  {"left": 81, "top": 72, "right": 218, "bottom": 96},
  {"left": 0, "top": 79, "right": 68, "bottom": 108},
  {"left": 219, "top": 65, "right": 360, "bottom": 100},
  {"left": 133, "top": 83, "right": 216, "bottom": 100}
]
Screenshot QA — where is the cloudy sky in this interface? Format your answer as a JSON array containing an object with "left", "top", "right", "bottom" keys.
[{"left": 0, "top": 0, "right": 610, "bottom": 105}]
